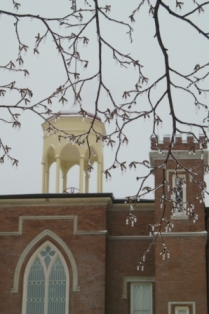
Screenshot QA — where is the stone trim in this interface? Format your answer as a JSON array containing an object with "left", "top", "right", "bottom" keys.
[
  {"left": 149, "top": 150, "right": 208, "bottom": 166},
  {"left": 108, "top": 232, "right": 207, "bottom": 240},
  {"left": 11, "top": 230, "right": 80, "bottom": 294},
  {"left": 108, "top": 236, "right": 151, "bottom": 240},
  {"left": 22, "top": 241, "right": 70, "bottom": 314},
  {"left": 155, "top": 231, "right": 207, "bottom": 237},
  {"left": 166, "top": 169, "right": 193, "bottom": 183},
  {"left": 108, "top": 203, "right": 154, "bottom": 211},
  {"left": 168, "top": 302, "right": 196, "bottom": 314},
  {"left": 0, "top": 196, "right": 112, "bottom": 207},
  {"left": 0, "top": 215, "right": 107, "bottom": 236},
  {"left": 122, "top": 276, "right": 155, "bottom": 299},
  {"left": 170, "top": 214, "right": 188, "bottom": 220}
]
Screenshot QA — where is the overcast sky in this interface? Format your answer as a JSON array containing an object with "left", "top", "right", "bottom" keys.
[{"left": 0, "top": 0, "right": 209, "bottom": 202}]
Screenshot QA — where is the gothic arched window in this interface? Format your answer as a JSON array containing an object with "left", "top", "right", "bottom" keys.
[{"left": 22, "top": 241, "right": 69, "bottom": 314}]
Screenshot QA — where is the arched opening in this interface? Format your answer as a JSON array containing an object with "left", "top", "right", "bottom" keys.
[
  {"left": 65, "top": 165, "right": 80, "bottom": 193},
  {"left": 60, "top": 143, "right": 80, "bottom": 165},
  {"left": 60, "top": 144, "right": 80, "bottom": 192},
  {"left": 11, "top": 230, "right": 79, "bottom": 294}
]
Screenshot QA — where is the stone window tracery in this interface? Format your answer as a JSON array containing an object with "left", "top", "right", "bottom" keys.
[{"left": 22, "top": 242, "right": 69, "bottom": 314}]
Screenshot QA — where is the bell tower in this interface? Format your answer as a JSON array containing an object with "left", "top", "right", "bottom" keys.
[{"left": 41, "top": 110, "right": 106, "bottom": 193}]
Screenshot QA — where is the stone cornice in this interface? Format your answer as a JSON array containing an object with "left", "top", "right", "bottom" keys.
[
  {"left": 154, "top": 231, "right": 207, "bottom": 237},
  {"left": 0, "top": 196, "right": 112, "bottom": 207},
  {"left": 108, "top": 202, "right": 154, "bottom": 212},
  {"left": 149, "top": 150, "right": 208, "bottom": 167}
]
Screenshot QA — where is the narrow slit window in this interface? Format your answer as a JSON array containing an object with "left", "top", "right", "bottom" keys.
[
  {"left": 176, "top": 178, "right": 183, "bottom": 203},
  {"left": 171, "top": 174, "right": 187, "bottom": 215}
]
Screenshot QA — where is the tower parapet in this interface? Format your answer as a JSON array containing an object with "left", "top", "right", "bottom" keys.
[
  {"left": 150, "top": 133, "right": 208, "bottom": 226},
  {"left": 151, "top": 134, "right": 207, "bottom": 151}
]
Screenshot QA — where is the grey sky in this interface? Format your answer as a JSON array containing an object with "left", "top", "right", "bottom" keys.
[{"left": 0, "top": 0, "right": 209, "bottom": 202}]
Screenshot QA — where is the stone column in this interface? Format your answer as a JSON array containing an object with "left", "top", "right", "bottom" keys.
[
  {"left": 45, "top": 167, "right": 50, "bottom": 193},
  {"left": 79, "top": 155, "right": 84, "bottom": 193},
  {"left": 62, "top": 169, "right": 67, "bottom": 192},
  {"left": 55, "top": 155, "right": 61, "bottom": 193},
  {"left": 85, "top": 171, "right": 90, "bottom": 193},
  {"left": 42, "top": 162, "right": 45, "bottom": 193},
  {"left": 42, "top": 160, "right": 49, "bottom": 193},
  {"left": 97, "top": 161, "right": 102, "bottom": 193}
]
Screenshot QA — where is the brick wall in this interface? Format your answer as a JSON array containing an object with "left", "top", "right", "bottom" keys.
[
  {"left": 0, "top": 131, "right": 208, "bottom": 314},
  {"left": 151, "top": 135, "right": 208, "bottom": 314},
  {"left": 155, "top": 236, "right": 207, "bottom": 313},
  {"left": 106, "top": 203, "right": 155, "bottom": 314},
  {"left": 0, "top": 198, "right": 108, "bottom": 314}
]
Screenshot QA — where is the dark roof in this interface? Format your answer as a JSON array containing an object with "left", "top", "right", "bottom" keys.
[{"left": 0, "top": 193, "right": 154, "bottom": 204}]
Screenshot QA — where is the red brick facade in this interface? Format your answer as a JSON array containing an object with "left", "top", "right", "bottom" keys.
[
  {"left": 151, "top": 135, "right": 208, "bottom": 314},
  {"left": 0, "top": 135, "right": 208, "bottom": 314}
]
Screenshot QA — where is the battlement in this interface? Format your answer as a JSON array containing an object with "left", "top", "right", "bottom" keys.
[{"left": 151, "top": 134, "right": 207, "bottom": 151}]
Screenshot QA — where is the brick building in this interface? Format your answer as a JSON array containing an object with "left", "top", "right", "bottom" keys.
[{"left": 0, "top": 113, "right": 208, "bottom": 314}]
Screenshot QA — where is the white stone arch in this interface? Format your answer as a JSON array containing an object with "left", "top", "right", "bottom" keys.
[
  {"left": 65, "top": 164, "right": 80, "bottom": 192},
  {"left": 11, "top": 229, "right": 80, "bottom": 294},
  {"left": 60, "top": 143, "right": 80, "bottom": 191},
  {"left": 89, "top": 144, "right": 101, "bottom": 162},
  {"left": 60, "top": 141, "right": 80, "bottom": 161},
  {"left": 83, "top": 144, "right": 103, "bottom": 193},
  {"left": 43, "top": 144, "right": 56, "bottom": 165},
  {"left": 42, "top": 144, "right": 56, "bottom": 193}
]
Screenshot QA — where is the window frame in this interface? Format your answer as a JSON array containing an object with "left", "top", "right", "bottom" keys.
[
  {"left": 170, "top": 172, "right": 188, "bottom": 219},
  {"left": 130, "top": 282, "right": 153, "bottom": 314},
  {"left": 22, "top": 241, "right": 69, "bottom": 314},
  {"left": 175, "top": 306, "right": 189, "bottom": 314},
  {"left": 168, "top": 301, "right": 195, "bottom": 314}
]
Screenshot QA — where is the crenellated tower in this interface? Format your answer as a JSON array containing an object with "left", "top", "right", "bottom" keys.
[{"left": 150, "top": 134, "right": 208, "bottom": 314}]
